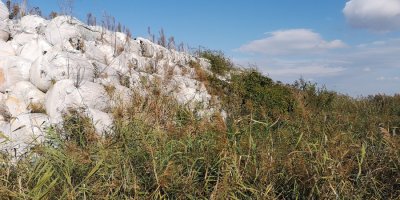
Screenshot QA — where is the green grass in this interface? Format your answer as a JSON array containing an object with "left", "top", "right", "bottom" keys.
[{"left": 1, "top": 52, "right": 400, "bottom": 199}]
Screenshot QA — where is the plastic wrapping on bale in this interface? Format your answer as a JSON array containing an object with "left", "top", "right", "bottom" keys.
[
  {"left": 0, "top": 1, "right": 9, "bottom": 21},
  {"left": 86, "top": 108, "right": 113, "bottom": 135},
  {"left": 0, "top": 40, "right": 16, "bottom": 56},
  {"left": 0, "top": 56, "right": 32, "bottom": 92},
  {"left": 20, "top": 15, "right": 48, "bottom": 34},
  {"left": 0, "top": 20, "right": 10, "bottom": 41},
  {"left": 9, "top": 81, "right": 46, "bottom": 106},
  {"left": 136, "top": 37, "right": 155, "bottom": 58},
  {"left": 0, "top": 11, "right": 220, "bottom": 157},
  {"left": 0, "top": 113, "right": 49, "bottom": 158},
  {"left": 29, "top": 49, "right": 95, "bottom": 92},
  {"left": 19, "top": 37, "right": 52, "bottom": 62},
  {"left": 4, "top": 94, "right": 29, "bottom": 117},
  {"left": 45, "top": 79, "right": 111, "bottom": 124},
  {"left": 45, "top": 16, "right": 100, "bottom": 47},
  {"left": 10, "top": 32, "right": 37, "bottom": 50}
]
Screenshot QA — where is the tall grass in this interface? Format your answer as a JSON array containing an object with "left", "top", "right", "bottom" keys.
[{"left": 1, "top": 53, "right": 400, "bottom": 199}]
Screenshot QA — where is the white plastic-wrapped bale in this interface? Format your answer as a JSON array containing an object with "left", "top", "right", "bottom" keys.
[
  {"left": 19, "top": 37, "right": 52, "bottom": 62},
  {"left": 169, "top": 76, "right": 211, "bottom": 110},
  {"left": 0, "top": 91, "right": 5, "bottom": 101},
  {"left": 97, "top": 29, "right": 125, "bottom": 49},
  {"left": 0, "top": 113, "right": 49, "bottom": 158},
  {"left": 45, "top": 16, "right": 99, "bottom": 47},
  {"left": 45, "top": 79, "right": 111, "bottom": 124},
  {"left": 4, "top": 94, "right": 29, "bottom": 117},
  {"left": 83, "top": 41, "right": 108, "bottom": 63},
  {"left": 136, "top": 37, "right": 155, "bottom": 58},
  {"left": 93, "top": 62, "right": 121, "bottom": 86},
  {"left": 122, "top": 38, "right": 142, "bottom": 55},
  {"left": 0, "top": 20, "right": 9, "bottom": 41},
  {"left": 10, "top": 32, "right": 37, "bottom": 50},
  {"left": 0, "top": 56, "right": 32, "bottom": 92},
  {"left": 0, "top": 1, "right": 9, "bottom": 21},
  {"left": 0, "top": 40, "right": 15, "bottom": 56},
  {"left": 198, "top": 58, "right": 211, "bottom": 70},
  {"left": 171, "top": 50, "right": 191, "bottom": 66},
  {"left": 20, "top": 15, "right": 48, "bottom": 34},
  {"left": 96, "top": 43, "right": 115, "bottom": 64},
  {"left": 9, "top": 81, "right": 46, "bottom": 107},
  {"left": 109, "top": 84, "right": 133, "bottom": 107},
  {"left": 29, "top": 49, "right": 95, "bottom": 92},
  {"left": 109, "top": 51, "right": 147, "bottom": 74},
  {"left": 85, "top": 108, "right": 113, "bottom": 135},
  {"left": 45, "top": 16, "right": 83, "bottom": 46}
]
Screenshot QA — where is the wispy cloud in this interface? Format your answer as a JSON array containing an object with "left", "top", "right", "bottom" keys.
[
  {"left": 237, "top": 29, "right": 347, "bottom": 56},
  {"left": 343, "top": 0, "right": 400, "bottom": 32},
  {"left": 377, "top": 76, "right": 400, "bottom": 81},
  {"left": 237, "top": 58, "right": 347, "bottom": 78},
  {"left": 234, "top": 30, "right": 400, "bottom": 96}
]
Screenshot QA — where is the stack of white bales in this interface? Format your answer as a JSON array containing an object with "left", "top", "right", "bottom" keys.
[{"left": 0, "top": 2, "right": 216, "bottom": 158}]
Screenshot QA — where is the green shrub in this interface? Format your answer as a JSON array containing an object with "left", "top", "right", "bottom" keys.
[
  {"left": 206, "top": 68, "right": 295, "bottom": 120},
  {"left": 200, "top": 50, "right": 233, "bottom": 75},
  {"left": 293, "top": 78, "right": 336, "bottom": 111}
]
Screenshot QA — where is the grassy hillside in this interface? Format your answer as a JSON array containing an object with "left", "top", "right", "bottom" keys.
[{"left": 1, "top": 50, "right": 400, "bottom": 199}]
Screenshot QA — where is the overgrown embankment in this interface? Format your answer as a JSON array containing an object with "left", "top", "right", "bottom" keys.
[{"left": 1, "top": 50, "right": 400, "bottom": 199}]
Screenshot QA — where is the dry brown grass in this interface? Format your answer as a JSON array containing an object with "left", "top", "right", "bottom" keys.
[
  {"left": 28, "top": 103, "right": 46, "bottom": 113},
  {"left": 116, "top": 45, "right": 124, "bottom": 56},
  {"left": 190, "top": 60, "right": 208, "bottom": 83},
  {"left": 103, "top": 84, "right": 116, "bottom": 97},
  {"left": 0, "top": 105, "right": 12, "bottom": 122}
]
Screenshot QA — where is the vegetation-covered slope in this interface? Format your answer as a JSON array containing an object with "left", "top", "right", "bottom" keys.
[{"left": 1, "top": 49, "right": 400, "bottom": 199}]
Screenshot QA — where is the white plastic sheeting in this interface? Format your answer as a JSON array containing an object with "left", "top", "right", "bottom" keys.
[
  {"left": 0, "top": 56, "right": 32, "bottom": 92},
  {"left": 170, "top": 76, "right": 211, "bottom": 110},
  {"left": 20, "top": 15, "right": 48, "bottom": 34},
  {"left": 0, "top": 40, "right": 15, "bottom": 56},
  {"left": 45, "top": 16, "right": 100, "bottom": 46},
  {"left": 86, "top": 108, "right": 113, "bottom": 135},
  {"left": 11, "top": 33, "right": 36, "bottom": 49},
  {"left": 45, "top": 79, "right": 111, "bottom": 124},
  {"left": 0, "top": 20, "right": 9, "bottom": 41},
  {"left": 19, "top": 37, "right": 52, "bottom": 61},
  {"left": 4, "top": 93, "right": 29, "bottom": 117},
  {"left": 0, "top": 113, "right": 49, "bottom": 158},
  {"left": 30, "top": 49, "right": 95, "bottom": 92},
  {"left": 9, "top": 81, "right": 46, "bottom": 106},
  {"left": 0, "top": 1, "right": 9, "bottom": 20}
]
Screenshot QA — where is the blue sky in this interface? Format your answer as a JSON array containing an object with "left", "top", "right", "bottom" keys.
[{"left": 23, "top": 0, "right": 400, "bottom": 96}]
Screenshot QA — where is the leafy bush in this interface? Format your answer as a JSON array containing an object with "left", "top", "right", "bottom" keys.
[
  {"left": 293, "top": 78, "right": 336, "bottom": 111},
  {"left": 204, "top": 66, "right": 294, "bottom": 120},
  {"left": 199, "top": 50, "right": 233, "bottom": 75}
]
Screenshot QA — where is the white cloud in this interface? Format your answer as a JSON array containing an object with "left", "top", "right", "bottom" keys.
[
  {"left": 268, "top": 65, "right": 345, "bottom": 77},
  {"left": 377, "top": 76, "right": 400, "bottom": 81},
  {"left": 235, "top": 35, "right": 400, "bottom": 96},
  {"left": 237, "top": 29, "right": 346, "bottom": 55},
  {"left": 363, "top": 67, "right": 371, "bottom": 72},
  {"left": 234, "top": 57, "right": 347, "bottom": 79},
  {"left": 343, "top": 0, "right": 400, "bottom": 32}
]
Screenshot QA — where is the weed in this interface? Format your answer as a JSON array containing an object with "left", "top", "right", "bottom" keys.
[
  {"left": 189, "top": 60, "right": 207, "bottom": 82},
  {"left": 0, "top": 106, "right": 12, "bottom": 122},
  {"left": 103, "top": 84, "right": 116, "bottom": 97},
  {"left": 199, "top": 50, "right": 232, "bottom": 75},
  {"left": 28, "top": 103, "right": 46, "bottom": 114}
]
